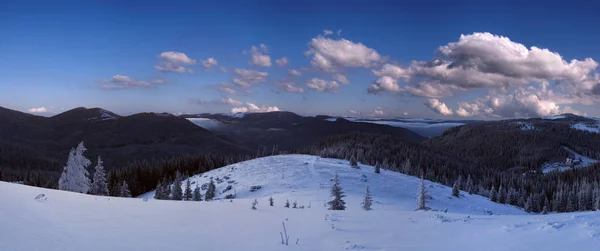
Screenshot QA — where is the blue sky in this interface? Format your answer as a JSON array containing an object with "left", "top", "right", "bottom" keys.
[{"left": 2, "top": 1, "right": 600, "bottom": 118}]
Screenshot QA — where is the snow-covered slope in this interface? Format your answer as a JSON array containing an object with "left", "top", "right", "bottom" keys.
[{"left": 2, "top": 155, "right": 600, "bottom": 251}]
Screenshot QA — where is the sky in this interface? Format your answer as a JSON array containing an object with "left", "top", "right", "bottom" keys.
[{"left": 2, "top": 1, "right": 600, "bottom": 119}]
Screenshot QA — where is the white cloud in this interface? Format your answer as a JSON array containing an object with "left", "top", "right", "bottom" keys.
[
  {"left": 306, "top": 78, "right": 340, "bottom": 93},
  {"left": 337, "top": 29, "right": 342, "bottom": 36},
  {"left": 232, "top": 68, "right": 268, "bottom": 87},
  {"left": 98, "top": 75, "right": 152, "bottom": 89},
  {"left": 249, "top": 45, "right": 272, "bottom": 67},
  {"left": 425, "top": 98, "right": 453, "bottom": 116},
  {"left": 277, "top": 81, "right": 304, "bottom": 93},
  {"left": 288, "top": 69, "right": 302, "bottom": 76},
  {"left": 306, "top": 36, "right": 383, "bottom": 72},
  {"left": 220, "top": 97, "right": 243, "bottom": 105},
  {"left": 275, "top": 57, "right": 289, "bottom": 67},
  {"left": 333, "top": 74, "right": 350, "bottom": 84},
  {"left": 28, "top": 107, "right": 48, "bottom": 113},
  {"left": 216, "top": 82, "right": 236, "bottom": 94},
  {"left": 231, "top": 102, "right": 280, "bottom": 113},
  {"left": 201, "top": 58, "right": 219, "bottom": 68},
  {"left": 368, "top": 76, "right": 402, "bottom": 93},
  {"left": 348, "top": 109, "right": 358, "bottom": 114},
  {"left": 374, "top": 108, "right": 384, "bottom": 116},
  {"left": 155, "top": 51, "right": 196, "bottom": 73},
  {"left": 219, "top": 66, "right": 227, "bottom": 73},
  {"left": 404, "top": 81, "right": 464, "bottom": 98},
  {"left": 323, "top": 29, "right": 333, "bottom": 35}
]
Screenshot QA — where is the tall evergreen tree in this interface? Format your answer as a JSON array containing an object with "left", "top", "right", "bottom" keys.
[
  {"left": 192, "top": 185, "right": 202, "bottom": 201},
  {"left": 416, "top": 175, "right": 427, "bottom": 210},
  {"left": 327, "top": 173, "right": 346, "bottom": 210},
  {"left": 374, "top": 162, "right": 381, "bottom": 174},
  {"left": 161, "top": 178, "right": 171, "bottom": 200},
  {"left": 465, "top": 175, "right": 474, "bottom": 194},
  {"left": 58, "top": 142, "right": 92, "bottom": 193},
  {"left": 498, "top": 185, "right": 506, "bottom": 204},
  {"left": 452, "top": 181, "right": 460, "bottom": 197},
  {"left": 362, "top": 185, "right": 373, "bottom": 210},
  {"left": 350, "top": 156, "right": 358, "bottom": 167},
  {"left": 91, "top": 156, "right": 109, "bottom": 196},
  {"left": 489, "top": 185, "right": 498, "bottom": 202},
  {"left": 154, "top": 181, "right": 163, "bottom": 200},
  {"left": 171, "top": 171, "right": 183, "bottom": 200},
  {"left": 205, "top": 178, "right": 216, "bottom": 201},
  {"left": 183, "top": 179, "right": 193, "bottom": 201},
  {"left": 524, "top": 194, "right": 533, "bottom": 213},
  {"left": 120, "top": 181, "right": 132, "bottom": 197}
]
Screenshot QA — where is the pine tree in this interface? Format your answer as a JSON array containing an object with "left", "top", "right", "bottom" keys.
[
  {"left": 269, "top": 196, "right": 274, "bottom": 206},
  {"left": 374, "top": 162, "right": 381, "bottom": 174},
  {"left": 284, "top": 199, "right": 290, "bottom": 208},
  {"left": 171, "top": 172, "right": 183, "bottom": 200},
  {"left": 184, "top": 179, "right": 192, "bottom": 201},
  {"left": 416, "top": 175, "right": 427, "bottom": 210},
  {"left": 362, "top": 185, "right": 373, "bottom": 210},
  {"left": 154, "top": 181, "right": 163, "bottom": 199},
  {"left": 498, "top": 185, "right": 506, "bottom": 204},
  {"left": 489, "top": 185, "right": 497, "bottom": 202},
  {"left": 58, "top": 142, "right": 92, "bottom": 193},
  {"left": 327, "top": 173, "right": 346, "bottom": 210},
  {"left": 205, "top": 178, "right": 216, "bottom": 201},
  {"left": 120, "top": 181, "right": 132, "bottom": 197},
  {"left": 91, "top": 156, "right": 109, "bottom": 196},
  {"left": 192, "top": 185, "right": 202, "bottom": 201},
  {"left": 252, "top": 199, "right": 258, "bottom": 210},
  {"left": 161, "top": 178, "right": 171, "bottom": 200},
  {"left": 452, "top": 182, "right": 460, "bottom": 197},
  {"left": 524, "top": 194, "right": 533, "bottom": 213},
  {"left": 292, "top": 201, "right": 298, "bottom": 208},
  {"left": 350, "top": 156, "right": 358, "bottom": 168},
  {"left": 465, "top": 175, "right": 474, "bottom": 194}
]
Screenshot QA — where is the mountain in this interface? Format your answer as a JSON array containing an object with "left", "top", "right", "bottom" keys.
[
  {"left": 182, "top": 111, "right": 426, "bottom": 151},
  {"left": 2, "top": 155, "right": 598, "bottom": 251}
]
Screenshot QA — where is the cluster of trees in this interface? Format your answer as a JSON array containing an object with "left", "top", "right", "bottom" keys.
[
  {"left": 153, "top": 172, "right": 217, "bottom": 201},
  {"left": 301, "top": 132, "right": 600, "bottom": 213}
]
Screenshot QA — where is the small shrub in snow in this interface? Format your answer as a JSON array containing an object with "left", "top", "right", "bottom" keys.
[
  {"left": 224, "top": 194, "right": 235, "bottom": 199},
  {"left": 350, "top": 156, "right": 358, "bottom": 168},
  {"left": 285, "top": 199, "right": 290, "bottom": 208},
  {"left": 250, "top": 185, "right": 262, "bottom": 192},
  {"left": 360, "top": 174, "right": 367, "bottom": 182},
  {"left": 223, "top": 185, "right": 232, "bottom": 193},
  {"left": 375, "top": 162, "right": 381, "bottom": 174},
  {"left": 292, "top": 201, "right": 298, "bottom": 208},
  {"left": 201, "top": 183, "right": 209, "bottom": 190},
  {"left": 251, "top": 199, "right": 258, "bottom": 210},
  {"left": 269, "top": 196, "right": 274, "bottom": 206}
]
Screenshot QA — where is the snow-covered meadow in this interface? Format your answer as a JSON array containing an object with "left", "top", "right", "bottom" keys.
[{"left": 2, "top": 155, "right": 600, "bottom": 251}]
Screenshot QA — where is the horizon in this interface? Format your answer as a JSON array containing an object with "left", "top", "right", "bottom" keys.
[{"left": 3, "top": 1, "right": 600, "bottom": 119}]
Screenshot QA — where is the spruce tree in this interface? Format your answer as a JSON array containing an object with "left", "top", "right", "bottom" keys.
[
  {"left": 184, "top": 179, "right": 193, "bottom": 201},
  {"left": 91, "top": 156, "right": 109, "bottom": 196},
  {"left": 292, "top": 201, "right": 298, "bottom": 208},
  {"left": 490, "top": 185, "right": 498, "bottom": 202},
  {"left": 269, "top": 196, "right": 274, "bottom": 206},
  {"left": 154, "top": 181, "right": 163, "bottom": 200},
  {"left": 498, "top": 185, "right": 506, "bottom": 204},
  {"left": 465, "top": 175, "right": 474, "bottom": 194},
  {"left": 327, "top": 173, "right": 346, "bottom": 210},
  {"left": 350, "top": 156, "right": 358, "bottom": 168},
  {"left": 416, "top": 175, "right": 427, "bottom": 210},
  {"left": 374, "top": 162, "right": 381, "bottom": 174},
  {"left": 171, "top": 172, "right": 183, "bottom": 200},
  {"left": 524, "top": 194, "right": 533, "bottom": 213},
  {"left": 205, "top": 179, "right": 216, "bottom": 201},
  {"left": 161, "top": 178, "right": 171, "bottom": 200},
  {"left": 362, "top": 185, "right": 373, "bottom": 211},
  {"left": 452, "top": 182, "right": 460, "bottom": 197},
  {"left": 192, "top": 185, "right": 202, "bottom": 201},
  {"left": 58, "top": 142, "right": 92, "bottom": 194},
  {"left": 120, "top": 181, "right": 132, "bottom": 197},
  {"left": 284, "top": 199, "right": 290, "bottom": 208}
]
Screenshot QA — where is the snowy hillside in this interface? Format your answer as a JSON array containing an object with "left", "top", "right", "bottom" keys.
[{"left": 2, "top": 155, "right": 600, "bottom": 251}]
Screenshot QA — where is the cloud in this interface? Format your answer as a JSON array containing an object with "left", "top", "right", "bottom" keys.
[
  {"left": 249, "top": 44, "right": 272, "bottom": 67},
  {"left": 155, "top": 51, "right": 196, "bottom": 73},
  {"left": 28, "top": 107, "right": 49, "bottom": 113},
  {"left": 368, "top": 76, "right": 402, "bottom": 93},
  {"left": 276, "top": 81, "right": 305, "bottom": 93},
  {"left": 201, "top": 58, "right": 219, "bottom": 68},
  {"left": 306, "top": 78, "right": 340, "bottom": 93},
  {"left": 231, "top": 102, "right": 280, "bottom": 113},
  {"left": 215, "top": 82, "right": 236, "bottom": 94},
  {"left": 98, "top": 75, "right": 153, "bottom": 89},
  {"left": 374, "top": 108, "right": 384, "bottom": 116},
  {"left": 306, "top": 36, "right": 383, "bottom": 72},
  {"left": 288, "top": 69, "right": 302, "bottom": 76},
  {"left": 275, "top": 57, "right": 289, "bottom": 67},
  {"left": 220, "top": 97, "right": 243, "bottom": 105},
  {"left": 190, "top": 97, "right": 243, "bottom": 106},
  {"left": 425, "top": 98, "right": 453, "bottom": 116},
  {"left": 337, "top": 29, "right": 342, "bottom": 36},
  {"left": 404, "top": 81, "right": 464, "bottom": 98},
  {"left": 323, "top": 29, "right": 333, "bottom": 35},
  {"left": 232, "top": 68, "right": 268, "bottom": 87},
  {"left": 333, "top": 74, "right": 350, "bottom": 84},
  {"left": 219, "top": 67, "right": 227, "bottom": 73}
]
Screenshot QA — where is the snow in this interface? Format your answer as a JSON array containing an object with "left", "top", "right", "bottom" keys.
[
  {"left": 571, "top": 122, "right": 600, "bottom": 134},
  {"left": 324, "top": 117, "right": 338, "bottom": 122},
  {"left": 2, "top": 155, "right": 600, "bottom": 251},
  {"left": 187, "top": 118, "right": 223, "bottom": 130},
  {"left": 541, "top": 147, "right": 598, "bottom": 174},
  {"left": 542, "top": 115, "right": 566, "bottom": 120},
  {"left": 515, "top": 122, "right": 535, "bottom": 131}
]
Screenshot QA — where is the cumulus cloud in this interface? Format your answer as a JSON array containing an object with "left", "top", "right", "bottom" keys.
[
  {"left": 425, "top": 98, "right": 453, "bottom": 116},
  {"left": 190, "top": 97, "right": 244, "bottom": 106},
  {"left": 368, "top": 76, "right": 402, "bottom": 93},
  {"left": 28, "top": 107, "right": 49, "bottom": 113},
  {"left": 276, "top": 81, "right": 304, "bottom": 93},
  {"left": 333, "top": 74, "right": 350, "bottom": 84},
  {"left": 275, "top": 57, "right": 289, "bottom": 67},
  {"left": 155, "top": 51, "right": 196, "bottom": 73},
  {"left": 288, "top": 69, "right": 302, "bottom": 76},
  {"left": 220, "top": 97, "right": 243, "bottom": 105},
  {"left": 231, "top": 102, "right": 280, "bottom": 113},
  {"left": 306, "top": 78, "right": 340, "bottom": 93},
  {"left": 98, "top": 75, "right": 153, "bottom": 89},
  {"left": 306, "top": 36, "right": 383, "bottom": 72},
  {"left": 323, "top": 30, "right": 333, "bottom": 35},
  {"left": 201, "top": 58, "right": 219, "bottom": 69},
  {"left": 231, "top": 68, "right": 268, "bottom": 87},
  {"left": 214, "top": 82, "right": 236, "bottom": 94},
  {"left": 374, "top": 108, "right": 384, "bottom": 116},
  {"left": 249, "top": 44, "right": 272, "bottom": 67}
]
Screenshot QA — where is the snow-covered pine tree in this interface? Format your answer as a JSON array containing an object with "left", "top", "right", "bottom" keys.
[
  {"left": 362, "top": 184, "right": 372, "bottom": 211},
  {"left": 292, "top": 201, "right": 298, "bottom": 208},
  {"left": 161, "top": 178, "right": 171, "bottom": 200},
  {"left": 205, "top": 178, "right": 216, "bottom": 201},
  {"left": 171, "top": 172, "right": 183, "bottom": 200},
  {"left": 184, "top": 179, "right": 192, "bottom": 201},
  {"left": 374, "top": 162, "right": 381, "bottom": 174},
  {"left": 58, "top": 142, "right": 92, "bottom": 194},
  {"left": 154, "top": 181, "right": 163, "bottom": 200},
  {"left": 284, "top": 199, "right": 290, "bottom": 208},
  {"left": 269, "top": 196, "right": 274, "bottom": 206},
  {"left": 350, "top": 156, "right": 358, "bottom": 168},
  {"left": 465, "top": 175, "right": 474, "bottom": 194},
  {"left": 120, "top": 181, "right": 132, "bottom": 197},
  {"left": 416, "top": 175, "right": 427, "bottom": 210},
  {"left": 327, "top": 173, "right": 346, "bottom": 210},
  {"left": 91, "top": 156, "right": 109, "bottom": 196},
  {"left": 489, "top": 185, "right": 497, "bottom": 202},
  {"left": 524, "top": 194, "right": 533, "bottom": 213},
  {"left": 251, "top": 199, "right": 258, "bottom": 210},
  {"left": 452, "top": 181, "right": 460, "bottom": 197},
  {"left": 498, "top": 185, "right": 506, "bottom": 204},
  {"left": 192, "top": 185, "right": 202, "bottom": 201}
]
